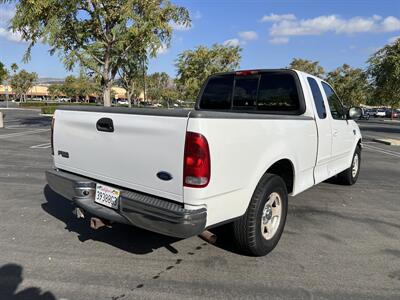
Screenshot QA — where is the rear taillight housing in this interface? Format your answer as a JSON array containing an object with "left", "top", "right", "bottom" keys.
[
  {"left": 51, "top": 117, "right": 55, "bottom": 155},
  {"left": 183, "top": 132, "right": 211, "bottom": 188}
]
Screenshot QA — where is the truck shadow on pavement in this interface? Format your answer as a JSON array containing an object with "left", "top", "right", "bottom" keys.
[
  {"left": 19, "top": 116, "right": 52, "bottom": 128},
  {"left": 0, "top": 263, "right": 56, "bottom": 300},
  {"left": 42, "top": 185, "right": 181, "bottom": 255}
]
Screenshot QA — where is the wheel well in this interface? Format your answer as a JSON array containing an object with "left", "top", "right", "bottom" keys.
[
  {"left": 266, "top": 159, "right": 294, "bottom": 193},
  {"left": 357, "top": 139, "right": 362, "bottom": 149}
]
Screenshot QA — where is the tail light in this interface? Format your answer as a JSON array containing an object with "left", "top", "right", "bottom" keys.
[
  {"left": 183, "top": 132, "right": 211, "bottom": 188},
  {"left": 51, "top": 117, "right": 55, "bottom": 155}
]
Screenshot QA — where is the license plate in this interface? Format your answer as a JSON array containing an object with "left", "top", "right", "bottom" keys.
[{"left": 95, "top": 184, "right": 120, "bottom": 209}]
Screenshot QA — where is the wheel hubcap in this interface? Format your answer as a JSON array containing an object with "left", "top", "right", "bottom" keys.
[
  {"left": 261, "top": 192, "right": 282, "bottom": 240},
  {"left": 352, "top": 154, "right": 359, "bottom": 178}
]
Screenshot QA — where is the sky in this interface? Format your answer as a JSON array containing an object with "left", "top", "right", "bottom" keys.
[{"left": 0, "top": 0, "right": 399, "bottom": 79}]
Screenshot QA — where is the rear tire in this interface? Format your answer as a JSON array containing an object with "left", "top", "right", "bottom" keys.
[
  {"left": 337, "top": 145, "right": 361, "bottom": 185},
  {"left": 233, "top": 174, "right": 288, "bottom": 256}
]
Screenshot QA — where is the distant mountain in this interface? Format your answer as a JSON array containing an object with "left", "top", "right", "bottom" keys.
[{"left": 36, "top": 77, "right": 65, "bottom": 85}]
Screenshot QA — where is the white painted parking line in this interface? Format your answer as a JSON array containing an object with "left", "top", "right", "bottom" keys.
[
  {"left": 363, "top": 144, "right": 400, "bottom": 158},
  {"left": 363, "top": 143, "right": 400, "bottom": 155},
  {"left": 0, "top": 129, "right": 50, "bottom": 139},
  {"left": 6, "top": 125, "right": 30, "bottom": 129},
  {"left": 30, "top": 142, "right": 51, "bottom": 149}
]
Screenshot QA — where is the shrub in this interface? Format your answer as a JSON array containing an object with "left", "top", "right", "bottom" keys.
[{"left": 41, "top": 106, "right": 57, "bottom": 115}]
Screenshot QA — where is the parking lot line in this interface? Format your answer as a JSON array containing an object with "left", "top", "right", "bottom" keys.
[
  {"left": 30, "top": 142, "right": 51, "bottom": 149},
  {"left": 363, "top": 143, "right": 400, "bottom": 155},
  {"left": 363, "top": 144, "right": 400, "bottom": 158},
  {"left": 0, "top": 129, "right": 50, "bottom": 139}
]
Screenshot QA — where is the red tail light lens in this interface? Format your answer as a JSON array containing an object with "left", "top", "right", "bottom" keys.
[
  {"left": 183, "top": 132, "right": 211, "bottom": 188},
  {"left": 51, "top": 117, "right": 55, "bottom": 155},
  {"left": 235, "top": 70, "right": 259, "bottom": 76}
]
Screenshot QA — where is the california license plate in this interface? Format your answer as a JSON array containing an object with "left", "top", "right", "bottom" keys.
[{"left": 95, "top": 184, "right": 120, "bottom": 209}]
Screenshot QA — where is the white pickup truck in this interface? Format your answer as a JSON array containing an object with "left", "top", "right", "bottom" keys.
[{"left": 46, "top": 69, "right": 362, "bottom": 256}]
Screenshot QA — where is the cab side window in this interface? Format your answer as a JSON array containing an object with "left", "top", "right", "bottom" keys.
[
  {"left": 307, "top": 77, "right": 326, "bottom": 119},
  {"left": 322, "top": 82, "right": 346, "bottom": 120}
]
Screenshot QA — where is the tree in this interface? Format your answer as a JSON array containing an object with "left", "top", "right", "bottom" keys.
[
  {"left": 118, "top": 54, "right": 145, "bottom": 107},
  {"left": 368, "top": 38, "right": 400, "bottom": 117},
  {"left": 289, "top": 58, "right": 325, "bottom": 77},
  {"left": 9, "top": 63, "right": 19, "bottom": 100},
  {"left": 326, "top": 64, "right": 369, "bottom": 107},
  {"left": 4, "top": 0, "right": 190, "bottom": 107},
  {"left": 0, "top": 62, "right": 7, "bottom": 84},
  {"left": 58, "top": 74, "right": 99, "bottom": 102},
  {"left": 10, "top": 63, "right": 18, "bottom": 74},
  {"left": 175, "top": 44, "right": 242, "bottom": 100},
  {"left": 48, "top": 84, "right": 63, "bottom": 100},
  {"left": 147, "top": 72, "right": 171, "bottom": 101},
  {"left": 145, "top": 72, "right": 180, "bottom": 107},
  {"left": 10, "top": 70, "right": 38, "bottom": 101}
]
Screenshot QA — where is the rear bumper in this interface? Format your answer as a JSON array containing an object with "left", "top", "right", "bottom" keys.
[{"left": 45, "top": 169, "right": 207, "bottom": 238}]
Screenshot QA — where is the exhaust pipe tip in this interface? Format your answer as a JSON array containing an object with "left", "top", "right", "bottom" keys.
[
  {"left": 74, "top": 207, "right": 85, "bottom": 219},
  {"left": 90, "top": 217, "right": 109, "bottom": 230},
  {"left": 199, "top": 230, "right": 217, "bottom": 244}
]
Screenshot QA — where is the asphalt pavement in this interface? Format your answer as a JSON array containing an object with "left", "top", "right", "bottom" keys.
[
  {"left": 358, "top": 119, "right": 400, "bottom": 142},
  {"left": 0, "top": 108, "right": 399, "bottom": 300}
]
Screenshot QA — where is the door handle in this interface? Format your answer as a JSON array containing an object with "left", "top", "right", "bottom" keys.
[
  {"left": 333, "top": 130, "right": 338, "bottom": 137},
  {"left": 96, "top": 118, "right": 114, "bottom": 132}
]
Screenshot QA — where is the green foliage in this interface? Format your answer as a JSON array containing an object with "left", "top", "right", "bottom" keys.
[
  {"left": 10, "top": 69, "right": 38, "bottom": 101},
  {"left": 5, "top": 0, "right": 190, "bottom": 106},
  {"left": 147, "top": 72, "right": 171, "bottom": 100},
  {"left": 368, "top": 38, "right": 400, "bottom": 108},
  {"left": 289, "top": 58, "right": 325, "bottom": 77},
  {"left": 47, "top": 84, "right": 63, "bottom": 99},
  {"left": 47, "top": 74, "right": 100, "bottom": 101},
  {"left": 118, "top": 54, "right": 146, "bottom": 107},
  {"left": 175, "top": 44, "right": 242, "bottom": 100},
  {"left": 68, "top": 74, "right": 100, "bottom": 100},
  {"left": 20, "top": 102, "right": 97, "bottom": 107},
  {"left": 326, "top": 64, "right": 369, "bottom": 107},
  {"left": 0, "top": 62, "right": 8, "bottom": 84},
  {"left": 10, "top": 63, "right": 18, "bottom": 74},
  {"left": 41, "top": 106, "right": 57, "bottom": 115}
]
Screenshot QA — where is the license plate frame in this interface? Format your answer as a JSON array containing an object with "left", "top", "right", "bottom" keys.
[{"left": 94, "top": 184, "right": 120, "bottom": 209}]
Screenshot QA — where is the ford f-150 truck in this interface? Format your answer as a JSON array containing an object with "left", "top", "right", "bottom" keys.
[{"left": 46, "top": 69, "right": 362, "bottom": 256}]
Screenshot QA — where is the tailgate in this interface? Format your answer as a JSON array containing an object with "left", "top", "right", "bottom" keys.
[{"left": 53, "top": 108, "right": 190, "bottom": 202}]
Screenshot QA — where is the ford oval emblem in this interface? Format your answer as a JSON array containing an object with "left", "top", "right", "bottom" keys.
[{"left": 156, "top": 171, "right": 173, "bottom": 181}]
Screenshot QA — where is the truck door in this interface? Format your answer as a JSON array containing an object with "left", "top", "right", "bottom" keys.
[
  {"left": 321, "top": 82, "right": 355, "bottom": 175},
  {"left": 307, "top": 77, "right": 332, "bottom": 183}
]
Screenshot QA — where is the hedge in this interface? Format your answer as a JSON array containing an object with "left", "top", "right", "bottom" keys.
[
  {"left": 20, "top": 102, "right": 98, "bottom": 107},
  {"left": 41, "top": 106, "right": 57, "bottom": 115}
]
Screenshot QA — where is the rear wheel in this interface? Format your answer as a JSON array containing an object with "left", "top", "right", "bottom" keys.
[
  {"left": 233, "top": 174, "right": 288, "bottom": 256},
  {"left": 337, "top": 145, "right": 361, "bottom": 185}
]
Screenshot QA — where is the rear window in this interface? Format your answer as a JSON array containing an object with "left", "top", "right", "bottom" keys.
[
  {"left": 199, "top": 75, "right": 233, "bottom": 109},
  {"left": 198, "top": 72, "right": 302, "bottom": 113}
]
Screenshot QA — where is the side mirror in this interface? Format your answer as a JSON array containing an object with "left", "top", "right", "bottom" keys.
[{"left": 348, "top": 107, "right": 362, "bottom": 119}]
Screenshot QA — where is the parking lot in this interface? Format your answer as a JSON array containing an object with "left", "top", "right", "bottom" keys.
[{"left": 0, "top": 108, "right": 399, "bottom": 300}]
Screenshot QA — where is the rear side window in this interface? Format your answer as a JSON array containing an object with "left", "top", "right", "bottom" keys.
[
  {"left": 198, "top": 72, "right": 302, "bottom": 113},
  {"left": 199, "top": 75, "right": 233, "bottom": 109},
  {"left": 257, "top": 73, "right": 300, "bottom": 111},
  {"left": 307, "top": 77, "right": 326, "bottom": 119}
]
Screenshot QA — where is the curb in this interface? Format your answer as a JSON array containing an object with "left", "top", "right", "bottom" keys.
[{"left": 373, "top": 138, "right": 400, "bottom": 146}]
